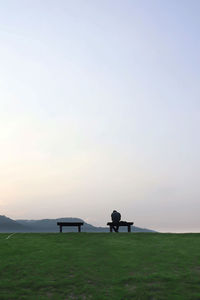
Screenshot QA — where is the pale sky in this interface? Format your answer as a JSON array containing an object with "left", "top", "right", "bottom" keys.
[{"left": 0, "top": 0, "right": 200, "bottom": 232}]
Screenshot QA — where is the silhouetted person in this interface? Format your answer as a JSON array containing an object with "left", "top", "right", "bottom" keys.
[{"left": 111, "top": 210, "right": 121, "bottom": 232}]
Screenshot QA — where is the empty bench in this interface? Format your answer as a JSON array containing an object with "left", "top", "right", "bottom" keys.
[
  {"left": 57, "top": 222, "right": 84, "bottom": 233},
  {"left": 107, "top": 221, "right": 134, "bottom": 232}
]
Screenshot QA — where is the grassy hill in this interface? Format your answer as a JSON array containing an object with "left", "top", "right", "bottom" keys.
[{"left": 0, "top": 233, "right": 200, "bottom": 299}]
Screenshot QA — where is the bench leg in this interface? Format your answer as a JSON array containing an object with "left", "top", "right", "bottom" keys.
[
  {"left": 128, "top": 225, "right": 131, "bottom": 232},
  {"left": 78, "top": 225, "right": 81, "bottom": 232},
  {"left": 60, "top": 225, "right": 62, "bottom": 233}
]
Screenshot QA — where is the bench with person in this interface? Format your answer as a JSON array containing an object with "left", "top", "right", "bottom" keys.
[
  {"left": 57, "top": 222, "right": 84, "bottom": 233},
  {"left": 108, "top": 210, "right": 134, "bottom": 232}
]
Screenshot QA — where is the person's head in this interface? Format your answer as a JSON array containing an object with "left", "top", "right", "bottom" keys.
[{"left": 113, "top": 210, "right": 117, "bottom": 213}]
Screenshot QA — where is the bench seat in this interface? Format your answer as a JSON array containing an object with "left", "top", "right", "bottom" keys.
[{"left": 107, "top": 221, "right": 134, "bottom": 232}]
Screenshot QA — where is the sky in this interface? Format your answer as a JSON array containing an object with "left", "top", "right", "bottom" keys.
[{"left": 0, "top": 0, "right": 200, "bottom": 232}]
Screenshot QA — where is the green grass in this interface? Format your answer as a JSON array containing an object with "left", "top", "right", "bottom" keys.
[{"left": 0, "top": 233, "right": 200, "bottom": 299}]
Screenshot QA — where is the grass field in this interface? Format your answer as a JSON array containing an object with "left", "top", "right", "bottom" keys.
[{"left": 0, "top": 233, "right": 200, "bottom": 299}]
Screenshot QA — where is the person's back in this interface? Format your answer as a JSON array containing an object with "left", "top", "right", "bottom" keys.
[
  {"left": 111, "top": 210, "right": 121, "bottom": 232},
  {"left": 111, "top": 210, "right": 121, "bottom": 223}
]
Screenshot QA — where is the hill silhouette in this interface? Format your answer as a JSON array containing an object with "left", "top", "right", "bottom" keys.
[
  {"left": 0, "top": 215, "right": 156, "bottom": 233},
  {"left": 0, "top": 215, "right": 28, "bottom": 232}
]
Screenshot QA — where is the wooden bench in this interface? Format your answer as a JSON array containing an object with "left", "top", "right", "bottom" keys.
[
  {"left": 107, "top": 221, "right": 134, "bottom": 232},
  {"left": 57, "top": 222, "right": 84, "bottom": 233}
]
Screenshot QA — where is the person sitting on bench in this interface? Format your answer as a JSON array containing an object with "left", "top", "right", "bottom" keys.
[{"left": 111, "top": 210, "right": 121, "bottom": 232}]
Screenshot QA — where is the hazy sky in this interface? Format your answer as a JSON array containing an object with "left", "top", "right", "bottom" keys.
[{"left": 0, "top": 0, "right": 200, "bottom": 232}]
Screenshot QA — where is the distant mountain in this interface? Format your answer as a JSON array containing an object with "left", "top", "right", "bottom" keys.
[
  {"left": 0, "top": 215, "right": 156, "bottom": 233},
  {"left": 17, "top": 217, "right": 101, "bottom": 232},
  {"left": 0, "top": 215, "right": 29, "bottom": 232}
]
